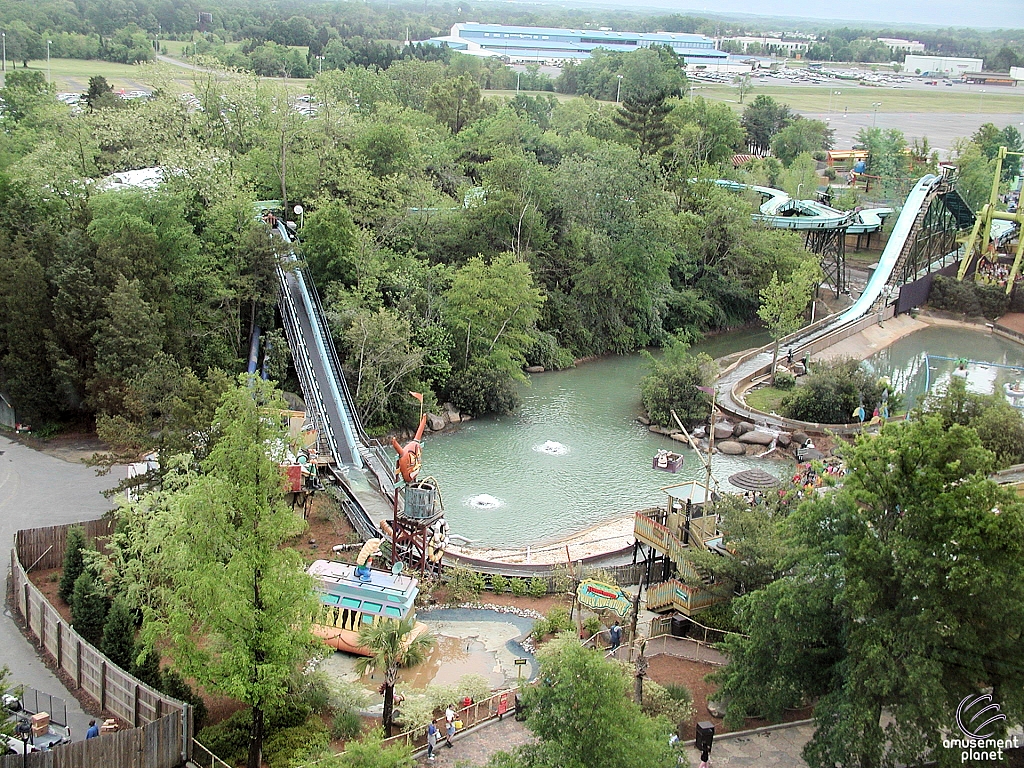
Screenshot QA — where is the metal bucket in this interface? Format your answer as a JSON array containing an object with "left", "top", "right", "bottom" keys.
[{"left": 403, "top": 481, "right": 437, "bottom": 520}]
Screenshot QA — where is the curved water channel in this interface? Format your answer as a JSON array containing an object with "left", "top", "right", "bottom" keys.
[{"left": 422, "top": 329, "right": 776, "bottom": 549}]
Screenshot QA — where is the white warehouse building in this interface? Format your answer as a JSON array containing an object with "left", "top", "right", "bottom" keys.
[{"left": 903, "top": 54, "right": 984, "bottom": 77}]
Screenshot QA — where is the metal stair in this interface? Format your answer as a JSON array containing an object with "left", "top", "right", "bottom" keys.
[{"left": 939, "top": 188, "right": 976, "bottom": 230}]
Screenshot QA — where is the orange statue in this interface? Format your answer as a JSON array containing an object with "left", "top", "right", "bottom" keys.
[{"left": 392, "top": 413, "right": 427, "bottom": 484}]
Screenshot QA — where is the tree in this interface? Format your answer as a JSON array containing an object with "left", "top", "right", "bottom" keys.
[
  {"left": 781, "top": 357, "right": 898, "bottom": 424},
  {"left": 58, "top": 526, "right": 88, "bottom": 605},
  {"left": 101, "top": 599, "right": 138, "bottom": 671},
  {"left": 741, "top": 95, "right": 793, "bottom": 154},
  {"left": 770, "top": 118, "right": 834, "bottom": 166},
  {"left": 71, "top": 570, "right": 109, "bottom": 647},
  {"left": 921, "top": 374, "right": 1024, "bottom": 467},
  {"left": 757, "top": 262, "right": 820, "bottom": 384},
  {"left": 856, "top": 126, "right": 909, "bottom": 196},
  {"left": 142, "top": 379, "right": 316, "bottom": 768},
  {"left": 85, "top": 75, "right": 118, "bottom": 110},
  {"left": 301, "top": 199, "right": 359, "bottom": 286},
  {"left": 425, "top": 75, "right": 482, "bottom": 134},
  {"left": 353, "top": 617, "right": 433, "bottom": 737},
  {"left": 0, "top": 69, "right": 52, "bottom": 125},
  {"left": 716, "top": 417, "right": 1024, "bottom": 767},
  {"left": 510, "top": 638, "right": 676, "bottom": 768},
  {"left": 640, "top": 336, "right": 717, "bottom": 427},
  {"left": 612, "top": 89, "right": 675, "bottom": 156}
]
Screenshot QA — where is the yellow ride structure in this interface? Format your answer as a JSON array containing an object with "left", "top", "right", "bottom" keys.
[{"left": 957, "top": 146, "right": 1024, "bottom": 293}]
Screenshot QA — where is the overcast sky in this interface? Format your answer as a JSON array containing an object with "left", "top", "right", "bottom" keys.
[{"left": 575, "top": 0, "right": 1024, "bottom": 28}]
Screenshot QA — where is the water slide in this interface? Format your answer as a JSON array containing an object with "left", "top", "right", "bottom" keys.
[{"left": 715, "top": 180, "right": 893, "bottom": 234}]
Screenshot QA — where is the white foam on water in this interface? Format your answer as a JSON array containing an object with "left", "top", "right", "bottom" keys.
[
  {"left": 466, "top": 494, "right": 503, "bottom": 510},
  {"left": 533, "top": 440, "right": 569, "bottom": 456}
]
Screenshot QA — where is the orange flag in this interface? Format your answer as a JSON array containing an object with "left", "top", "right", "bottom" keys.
[{"left": 409, "top": 391, "right": 424, "bottom": 403}]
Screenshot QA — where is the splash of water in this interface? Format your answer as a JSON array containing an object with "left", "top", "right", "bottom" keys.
[
  {"left": 533, "top": 440, "right": 569, "bottom": 456},
  {"left": 466, "top": 494, "right": 503, "bottom": 510}
]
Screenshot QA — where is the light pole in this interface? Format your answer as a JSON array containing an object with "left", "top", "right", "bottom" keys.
[
  {"left": 978, "top": 88, "right": 986, "bottom": 113},
  {"left": 616, "top": 74, "right": 623, "bottom": 104},
  {"left": 516, "top": 71, "right": 520, "bottom": 92},
  {"left": 827, "top": 89, "right": 841, "bottom": 114},
  {"left": 872, "top": 102, "right": 881, "bottom": 127},
  {"left": 46, "top": 39, "right": 51, "bottom": 84},
  {"left": 2, "top": 33, "right": 5, "bottom": 73}
]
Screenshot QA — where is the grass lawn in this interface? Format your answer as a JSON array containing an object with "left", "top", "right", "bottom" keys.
[
  {"left": 1, "top": 58, "right": 163, "bottom": 92},
  {"left": 744, "top": 385, "right": 790, "bottom": 415},
  {"left": 693, "top": 83, "right": 1024, "bottom": 114}
]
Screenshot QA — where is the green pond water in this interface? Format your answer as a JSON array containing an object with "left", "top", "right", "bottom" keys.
[
  {"left": 863, "top": 325, "right": 1024, "bottom": 410},
  {"left": 421, "top": 329, "right": 778, "bottom": 548}
]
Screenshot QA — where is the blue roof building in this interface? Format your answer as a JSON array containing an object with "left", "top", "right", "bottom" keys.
[{"left": 420, "top": 23, "right": 728, "bottom": 66}]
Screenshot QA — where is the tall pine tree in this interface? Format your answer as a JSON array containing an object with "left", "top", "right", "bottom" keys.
[{"left": 613, "top": 89, "right": 675, "bottom": 156}]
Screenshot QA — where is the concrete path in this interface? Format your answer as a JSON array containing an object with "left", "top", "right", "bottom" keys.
[
  {"left": 414, "top": 715, "right": 535, "bottom": 766},
  {"left": 0, "top": 435, "right": 118, "bottom": 739},
  {"left": 683, "top": 722, "right": 814, "bottom": 768},
  {"left": 813, "top": 314, "right": 926, "bottom": 363}
]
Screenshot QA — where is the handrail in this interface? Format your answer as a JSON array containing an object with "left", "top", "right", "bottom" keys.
[{"left": 192, "top": 739, "right": 233, "bottom": 768}]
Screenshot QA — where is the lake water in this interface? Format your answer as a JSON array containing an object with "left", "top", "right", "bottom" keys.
[{"left": 421, "top": 329, "right": 781, "bottom": 548}]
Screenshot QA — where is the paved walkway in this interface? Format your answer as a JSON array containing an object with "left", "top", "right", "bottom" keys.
[
  {"left": 0, "top": 435, "right": 118, "bottom": 739},
  {"left": 814, "top": 314, "right": 925, "bottom": 363},
  {"left": 682, "top": 723, "right": 814, "bottom": 768},
  {"left": 414, "top": 716, "right": 535, "bottom": 766}
]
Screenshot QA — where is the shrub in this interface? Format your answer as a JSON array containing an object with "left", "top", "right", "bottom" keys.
[
  {"left": 329, "top": 679, "right": 372, "bottom": 713},
  {"left": 289, "top": 669, "right": 334, "bottom": 714},
  {"left": 544, "top": 607, "right": 573, "bottom": 634},
  {"left": 774, "top": 371, "right": 796, "bottom": 390},
  {"left": 528, "top": 576, "right": 548, "bottom": 598},
  {"left": 640, "top": 340, "right": 718, "bottom": 428},
  {"left": 133, "top": 645, "right": 162, "bottom": 689},
  {"left": 525, "top": 331, "right": 575, "bottom": 371},
  {"left": 444, "top": 566, "right": 486, "bottom": 603},
  {"left": 823, "top": 167, "right": 837, "bottom": 180},
  {"left": 928, "top": 275, "right": 1010, "bottom": 319},
  {"left": 59, "top": 526, "right": 87, "bottom": 605},
  {"left": 640, "top": 679, "right": 695, "bottom": 725},
  {"left": 582, "top": 616, "right": 603, "bottom": 638},
  {"left": 197, "top": 704, "right": 318, "bottom": 767},
  {"left": 263, "top": 715, "right": 330, "bottom": 768},
  {"left": 160, "top": 668, "right": 208, "bottom": 730},
  {"left": 489, "top": 574, "right": 509, "bottom": 594},
  {"left": 70, "top": 570, "right": 108, "bottom": 646},
  {"left": 331, "top": 708, "right": 363, "bottom": 741},
  {"left": 782, "top": 357, "right": 903, "bottom": 424},
  {"left": 196, "top": 711, "right": 250, "bottom": 767},
  {"left": 549, "top": 566, "right": 573, "bottom": 594},
  {"left": 445, "top": 363, "right": 521, "bottom": 417},
  {"left": 509, "top": 578, "right": 528, "bottom": 596}
]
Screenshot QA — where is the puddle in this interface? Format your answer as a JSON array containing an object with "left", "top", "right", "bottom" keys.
[{"left": 319, "top": 609, "right": 537, "bottom": 692}]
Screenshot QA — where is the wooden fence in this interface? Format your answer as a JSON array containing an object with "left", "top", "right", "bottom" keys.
[
  {"left": 0, "top": 711, "right": 185, "bottom": 768},
  {"left": 9, "top": 520, "right": 191, "bottom": 768}
]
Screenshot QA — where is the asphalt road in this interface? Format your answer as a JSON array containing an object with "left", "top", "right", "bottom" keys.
[{"left": 0, "top": 436, "right": 117, "bottom": 740}]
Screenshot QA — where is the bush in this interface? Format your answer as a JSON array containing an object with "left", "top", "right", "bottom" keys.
[
  {"left": 196, "top": 704, "right": 317, "bottom": 768},
  {"left": 782, "top": 357, "right": 903, "bottom": 424},
  {"left": 582, "top": 616, "right": 603, "bottom": 638},
  {"left": 528, "top": 576, "right": 548, "bottom": 598},
  {"left": 160, "top": 668, "right": 208, "bottom": 730},
  {"left": 444, "top": 566, "right": 486, "bottom": 603},
  {"left": 289, "top": 669, "right": 333, "bottom": 715},
  {"left": 531, "top": 606, "right": 574, "bottom": 641},
  {"left": 823, "top": 167, "right": 837, "bottom": 180},
  {"left": 640, "top": 341, "right": 718, "bottom": 428},
  {"left": 928, "top": 275, "right": 1010, "bottom": 319},
  {"left": 263, "top": 715, "right": 330, "bottom": 768},
  {"left": 774, "top": 371, "right": 796, "bottom": 390},
  {"left": 525, "top": 331, "right": 575, "bottom": 371},
  {"left": 70, "top": 570, "right": 108, "bottom": 646},
  {"left": 331, "top": 708, "right": 363, "bottom": 741},
  {"left": 133, "top": 645, "right": 162, "bottom": 689},
  {"left": 445, "top": 362, "right": 521, "bottom": 417},
  {"left": 509, "top": 578, "right": 528, "bottom": 596},
  {"left": 489, "top": 574, "right": 509, "bottom": 594},
  {"left": 640, "top": 679, "right": 694, "bottom": 725},
  {"left": 59, "top": 526, "right": 87, "bottom": 605}
]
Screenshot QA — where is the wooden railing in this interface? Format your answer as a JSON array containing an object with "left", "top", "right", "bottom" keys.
[
  {"left": 378, "top": 687, "right": 521, "bottom": 753},
  {"left": 645, "top": 578, "right": 729, "bottom": 616},
  {"left": 633, "top": 512, "right": 712, "bottom": 584}
]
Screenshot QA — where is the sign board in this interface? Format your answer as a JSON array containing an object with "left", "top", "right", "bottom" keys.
[{"left": 514, "top": 658, "right": 527, "bottom": 666}]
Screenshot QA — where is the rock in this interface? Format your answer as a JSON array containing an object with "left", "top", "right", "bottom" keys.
[
  {"left": 792, "top": 430, "right": 809, "bottom": 446},
  {"left": 738, "top": 430, "right": 775, "bottom": 446},
  {"left": 525, "top": 365, "right": 545, "bottom": 374},
  {"left": 793, "top": 363, "right": 807, "bottom": 375},
  {"left": 802, "top": 448, "right": 825, "bottom": 461},
  {"left": 637, "top": 415, "right": 651, "bottom": 426},
  {"left": 426, "top": 413, "right": 446, "bottom": 432},
  {"left": 777, "top": 432, "right": 792, "bottom": 447},
  {"left": 443, "top": 402, "right": 462, "bottom": 424},
  {"left": 670, "top": 433, "right": 689, "bottom": 443},
  {"left": 691, "top": 426, "right": 706, "bottom": 439},
  {"left": 713, "top": 423, "right": 734, "bottom": 441},
  {"left": 733, "top": 421, "right": 754, "bottom": 437},
  {"left": 717, "top": 440, "right": 745, "bottom": 455},
  {"left": 649, "top": 424, "right": 676, "bottom": 436},
  {"left": 707, "top": 699, "right": 729, "bottom": 718}
]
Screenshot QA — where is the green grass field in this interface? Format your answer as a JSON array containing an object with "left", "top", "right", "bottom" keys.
[
  {"left": 744, "top": 385, "right": 790, "bottom": 415},
  {"left": 696, "top": 82, "right": 1024, "bottom": 114},
  {"left": 1, "top": 58, "right": 164, "bottom": 92}
]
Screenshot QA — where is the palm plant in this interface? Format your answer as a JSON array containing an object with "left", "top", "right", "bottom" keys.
[{"left": 354, "top": 617, "right": 434, "bottom": 736}]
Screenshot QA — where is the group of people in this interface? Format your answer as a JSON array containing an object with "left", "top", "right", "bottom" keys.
[
  {"left": 425, "top": 703, "right": 462, "bottom": 760},
  {"left": 975, "top": 258, "right": 1022, "bottom": 288}
]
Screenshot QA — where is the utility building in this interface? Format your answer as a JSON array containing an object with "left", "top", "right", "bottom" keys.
[{"left": 904, "top": 54, "right": 984, "bottom": 77}]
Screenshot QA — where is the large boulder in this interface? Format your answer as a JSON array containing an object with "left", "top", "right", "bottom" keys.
[
  {"left": 670, "top": 433, "right": 689, "bottom": 444},
  {"left": 637, "top": 415, "right": 651, "bottom": 426},
  {"left": 525, "top": 365, "right": 545, "bottom": 374},
  {"left": 738, "top": 430, "right": 775, "bottom": 446},
  {"left": 443, "top": 402, "right": 462, "bottom": 424},
  {"left": 713, "top": 422, "right": 735, "bottom": 441},
  {"left": 733, "top": 421, "right": 754, "bottom": 437},
  {"left": 717, "top": 440, "right": 745, "bottom": 455},
  {"left": 427, "top": 413, "right": 446, "bottom": 432},
  {"left": 692, "top": 426, "right": 706, "bottom": 439},
  {"left": 777, "top": 432, "right": 792, "bottom": 448},
  {"left": 792, "top": 430, "right": 809, "bottom": 446},
  {"left": 649, "top": 424, "right": 674, "bottom": 436}
]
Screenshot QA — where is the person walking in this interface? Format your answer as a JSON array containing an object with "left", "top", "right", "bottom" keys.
[
  {"left": 609, "top": 621, "right": 623, "bottom": 651},
  {"left": 426, "top": 719, "right": 438, "bottom": 760},
  {"left": 444, "top": 705, "right": 456, "bottom": 748},
  {"left": 86, "top": 719, "right": 99, "bottom": 739}
]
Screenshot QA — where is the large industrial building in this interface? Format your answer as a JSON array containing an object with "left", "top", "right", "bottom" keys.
[
  {"left": 419, "top": 23, "right": 729, "bottom": 68},
  {"left": 903, "top": 54, "right": 984, "bottom": 77}
]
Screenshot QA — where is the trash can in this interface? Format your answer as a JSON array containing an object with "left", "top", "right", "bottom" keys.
[
  {"left": 696, "top": 721, "right": 715, "bottom": 753},
  {"left": 670, "top": 614, "right": 691, "bottom": 638}
]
